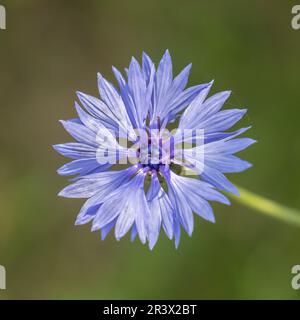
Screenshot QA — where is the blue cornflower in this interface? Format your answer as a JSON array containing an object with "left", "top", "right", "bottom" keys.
[{"left": 54, "top": 50, "right": 255, "bottom": 249}]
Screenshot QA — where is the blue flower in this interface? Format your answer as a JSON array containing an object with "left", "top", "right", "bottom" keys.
[{"left": 54, "top": 50, "right": 255, "bottom": 249}]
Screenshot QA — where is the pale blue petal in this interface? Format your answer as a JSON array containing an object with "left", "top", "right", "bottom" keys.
[
  {"left": 115, "top": 200, "right": 136, "bottom": 240},
  {"left": 130, "top": 224, "right": 138, "bottom": 242},
  {"left": 205, "top": 154, "right": 252, "bottom": 173},
  {"left": 97, "top": 73, "right": 136, "bottom": 139},
  {"left": 59, "top": 120, "right": 97, "bottom": 147},
  {"left": 155, "top": 50, "right": 173, "bottom": 103},
  {"left": 75, "top": 203, "right": 99, "bottom": 226},
  {"left": 146, "top": 176, "right": 162, "bottom": 250},
  {"left": 74, "top": 102, "right": 104, "bottom": 133},
  {"left": 142, "top": 52, "right": 155, "bottom": 120},
  {"left": 184, "top": 90, "right": 232, "bottom": 130},
  {"left": 152, "top": 50, "right": 173, "bottom": 120},
  {"left": 127, "top": 57, "right": 148, "bottom": 126},
  {"left": 69, "top": 164, "right": 112, "bottom": 181},
  {"left": 167, "top": 173, "right": 194, "bottom": 236},
  {"left": 172, "top": 173, "right": 230, "bottom": 205},
  {"left": 142, "top": 52, "right": 155, "bottom": 85},
  {"left": 205, "top": 137, "right": 257, "bottom": 155},
  {"left": 92, "top": 197, "right": 123, "bottom": 231},
  {"left": 203, "top": 126, "right": 251, "bottom": 144},
  {"left": 112, "top": 66, "right": 138, "bottom": 128},
  {"left": 53, "top": 143, "right": 96, "bottom": 159},
  {"left": 198, "top": 109, "right": 247, "bottom": 133},
  {"left": 58, "top": 166, "right": 136, "bottom": 198},
  {"left": 172, "top": 63, "right": 192, "bottom": 92},
  {"left": 57, "top": 158, "right": 101, "bottom": 176},
  {"left": 76, "top": 91, "right": 117, "bottom": 131},
  {"left": 146, "top": 174, "right": 174, "bottom": 241},
  {"left": 179, "top": 81, "right": 213, "bottom": 128},
  {"left": 91, "top": 172, "right": 149, "bottom": 246},
  {"left": 73, "top": 167, "right": 137, "bottom": 225},
  {"left": 173, "top": 216, "right": 181, "bottom": 249},
  {"left": 101, "top": 218, "right": 116, "bottom": 240},
  {"left": 201, "top": 166, "right": 239, "bottom": 196},
  {"left": 114, "top": 174, "right": 144, "bottom": 241},
  {"left": 134, "top": 175, "right": 150, "bottom": 244},
  {"left": 190, "top": 198, "right": 215, "bottom": 223},
  {"left": 166, "top": 83, "right": 211, "bottom": 122},
  {"left": 152, "top": 64, "right": 193, "bottom": 123},
  {"left": 160, "top": 192, "right": 174, "bottom": 240},
  {"left": 199, "top": 90, "right": 231, "bottom": 117}
]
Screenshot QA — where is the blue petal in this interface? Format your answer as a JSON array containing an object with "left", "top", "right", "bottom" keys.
[
  {"left": 198, "top": 90, "right": 231, "bottom": 118},
  {"left": 113, "top": 174, "right": 144, "bottom": 241},
  {"left": 112, "top": 66, "right": 138, "bottom": 128},
  {"left": 134, "top": 175, "right": 150, "bottom": 244},
  {"left": 197, "top": 109, "right": 247, "bottom": 133},
  {"left": 172, "top": 63, "right": 192, "bottom": 92},
  {"left": 130, "top": 224, "right": 138, "bottom": 242},
  {"left": 69, "top": 164, "right": 112, "bottom": 181},
  {"left": 160, "top": 192, "right": 174, "bottom": 240},
  {"left": 59, "top": 120, "right": 97, "bottom": 147},
  {"left": 59, "top": 166, "right": 136, "bottom": 198},
  {"left": 97, "top": 73, "right": 136, "bottom": 139},
  {"left": 205, "top": 137, "right": 257, "bottom": 155},
  {"left": 101, "top": 218, "right": 116, "bottom": 240},
  {"left": 57, "top": 158, "right": 102, "bottom": 176},
  {"left": 142, "top": 52, "right": 155, "bottom": 120},
  {"left": 127, "top": 57, "right": 148, "bottom": 126},
  {"left": 150, "top": 50, "right": 173, "bottom": 122},
  {"left": 203, "top": 126, "right": 251, "bottom": 144},
  {"left": 142, "top": 52, "right": 154, "bottom": 83},
  {"left": 53, "top": 143, "right": 96, "bottom": 159},
  {"left": 73, "top": 167, "right": 138, "bottom": 225},
  {"left": 190, "top": 198, "right": 215, "bottom": 223},
  {"left": 91, "top": 172, "right": 149, "bottom": 245},
  {"left": 205, "top": 154, "right": 252, "bottom": 173},
  {"left": 179, "top": 81, "right": 214, "bottom": 128},
  {"left": 166, "top": 83, "right": 211, "bottom": 122},
  {"left": 201, "top": 166, "right": 239, "bottom": 195},
  {"left": 166, "top": 173, "right": 194, "bottom": 236},
  {"left": 91, "top": 191, "right": 127, "bottom": 231},
  {"left": 97, "top": 74, "right": 126, "bottom": 115},
  {"left": 146, "top": 176, "right": 162, "bottom": 250},
  {"left": 115, "top": 200, "right": 136, "bottom": 240},
  {"left": 74, "top": 102, "right": 105, "bottom": 133},
  {"left": 173, "top": 126, "right": 251, "bottom": 146},
  {"left": 183, "top": 90, "right": 232, "bottom": 130},
  {"left": 152, "top": 63, "right": 193, "bottom": 123},
  {"left": 76, "top": 91, "right": 117, "bottom": 131},
  {"left": 173, "top": 216, "right": 181, "bottom": 249},
  {"left": 171, "top": 173, "right": 230, "bottom": 205},
  {"left": 75, "top": 202, "right": 100, "bottom": 225},
  {"left": 154, "top": 50, "right": 173, "bottom": 115}
]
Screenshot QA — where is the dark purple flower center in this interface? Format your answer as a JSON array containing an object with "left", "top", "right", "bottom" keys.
[{"left": 138, "top": 130, "right": 174, "bottom": 174}]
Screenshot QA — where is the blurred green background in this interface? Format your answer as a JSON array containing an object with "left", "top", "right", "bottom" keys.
[{"left": 0, "top": 0, "right": 300, "bottom": 299}]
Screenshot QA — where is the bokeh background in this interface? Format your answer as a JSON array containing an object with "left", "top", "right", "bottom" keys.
[{"left": 0, "top": 0, "right": 300, "bottom": 299}]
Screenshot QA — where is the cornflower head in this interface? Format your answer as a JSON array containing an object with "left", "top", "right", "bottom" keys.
[{"left": 54, "top": 50, "right": 255, "bottom": 249}]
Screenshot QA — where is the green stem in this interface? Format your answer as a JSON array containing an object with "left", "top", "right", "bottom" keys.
[
  {"left": 180, "top": 168, "right": 300, "bottom": 227},
  {"left": 230, "top": 186, "right": 300, "bottom": 228}
]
